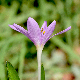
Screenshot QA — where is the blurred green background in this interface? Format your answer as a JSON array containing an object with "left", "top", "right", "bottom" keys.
[{"left": 0, "top": 0, "right": 80, "bottom": 80}]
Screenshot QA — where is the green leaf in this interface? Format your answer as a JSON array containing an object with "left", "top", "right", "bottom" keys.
[
  {"left": 41, "top": 64, "right": 45, "bottom": 80},
  {"left": 6, "top": 61, "right": 20, "bottom": 80}
]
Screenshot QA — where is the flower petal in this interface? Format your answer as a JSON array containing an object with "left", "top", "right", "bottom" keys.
[
  {"left": 9, "top": 23, "right": 28, "bottom": 37},
  {"left": 41, "top": 21, "right": 47, "bottom": 31},
  {"left": 47, "top": 20, "right": 56, "bottom": 34},
  {"left": 42, "top": 20, "right": 56, "bottom": 45},
  {"left": 27, "top": 17, "right": 41, "bottom": 45},
  {"left": 27, "top": 17, "right": 41, "bottom": 34},
  {"left": 49, "top": 26, "right": 71, "bottom": 39}
]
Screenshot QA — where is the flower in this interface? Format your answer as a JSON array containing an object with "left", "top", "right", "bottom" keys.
[{"left": 9, "top": 17, "right": 71, "bottom": 48}]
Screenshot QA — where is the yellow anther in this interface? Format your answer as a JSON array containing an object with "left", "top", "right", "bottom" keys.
[
  {"left": 43, "top": 31, "right": 45, "bottom": 35},
  {"left": 41, "top": 28, "right": 43, "bottom": 32}
]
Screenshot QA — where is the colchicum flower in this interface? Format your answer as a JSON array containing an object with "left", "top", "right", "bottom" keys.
[
  {"left": 9, "top": 17, "right": 71, "bottom": 48},
  {"left": 9, "top": 17, "right": 71, "bottom": 80}
]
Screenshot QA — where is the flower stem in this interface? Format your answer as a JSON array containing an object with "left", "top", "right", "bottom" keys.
[{"left": 37, "top": 46, "right": 43, "bottom": 80}]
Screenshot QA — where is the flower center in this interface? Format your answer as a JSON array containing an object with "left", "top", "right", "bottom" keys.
[{"left": 41, "top": 28, "right": 45, "bottom": 35}]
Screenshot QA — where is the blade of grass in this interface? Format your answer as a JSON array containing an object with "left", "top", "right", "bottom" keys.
[
  {"left": 6, "top": 61, "right": 20, "bottom": 80},
  {"left": 50, "top": 36, "right": 80, "bottom": 63},
  {"left": 18, "top": 42, "right": 27, "bottom": 79},
  {"left": 41, "top": 64, "right": 45, "bottom": 80}
]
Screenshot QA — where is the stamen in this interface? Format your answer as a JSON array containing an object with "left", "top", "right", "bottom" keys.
[
  {"left": 41, "top": 28, "right": 43, "bottom": 32},
  {"left": 41, "top": 28, "right": 45, "bottom": 35},
  {"left": 43, "top": 31, "right": 45, "bottom": 35}
]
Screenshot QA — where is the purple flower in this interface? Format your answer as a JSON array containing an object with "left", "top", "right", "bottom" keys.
[{"left": 9, "top": 17, "right": 71, "bottom": 48}]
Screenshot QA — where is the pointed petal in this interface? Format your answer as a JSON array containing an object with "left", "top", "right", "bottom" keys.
[
  {"left": 27, "top": 17, "right": 41, "bottom": 34},
  {"left": 9, "top": 23, "right": 28, "bottom": 36},
  {"left": 9, "top": 24, "right": 19, "bottom": 31},
  {"left": 45, "top": 20, "right": 56, "bottom": 37},
  {"left": 41, "top": 21, "right": 47, "bottom": 31},
  {"left": 27, "top": 17, "right": 41, "bottom": 45},
  {"left": 47, "top": 20, "right": 56, "bottom": 32},
  {"left": 42, "top": 20, "right": 56, "bottom": 45},
  {"left": 49, "top": 26, "right": 71, "bottom": 39}
]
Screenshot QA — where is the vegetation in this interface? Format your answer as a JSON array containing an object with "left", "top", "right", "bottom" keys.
[{"left": 0, "top": 0, "right": 80, "bottom": 80}]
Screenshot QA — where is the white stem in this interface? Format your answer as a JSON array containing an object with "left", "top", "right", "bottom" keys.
[{"left": 37, "top": 46, "right": 43, "bottom": 80}]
